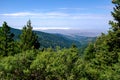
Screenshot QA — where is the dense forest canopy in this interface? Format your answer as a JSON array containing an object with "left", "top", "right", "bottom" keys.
[{"left": 0, "top": 0, "right": 120, "bottom": 80}]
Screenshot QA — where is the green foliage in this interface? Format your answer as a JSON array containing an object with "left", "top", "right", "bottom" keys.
[
  {"left": 112, "top": 0, "right": 120, "bottom": 4},
  {"left": 0, "top": 22, "right": 15, "bottom": 56},
  {"left": 83, "top": 0, "right": 120, "bottom": 79},
  {"left": 0, "top": 50, "right": 38, "bottom": 80},
  {"left": 0, "top": 0, "right": 120, "bottom": 80},
  {"left": 10, "top": 28, "right": 93, "bottom": 49},
  {"left": 108, "top": 2, "right": 120, "bottom": 51},
  {"left": 19, "top": 20, "right": 40, "bottom": 51},
  {"left": 36, "top": 32, "right": 82, "bottom": 48},
  {"left": 84, "top": 43, "right": 95, "bottom": 61},
  {"left": 0, "top": 48, "right": 83, "bottom": 80},
  {"left": 30, "top": 47, "right": 79, "bottom": 80},
  {"left": 84, "top": 0, "right": 120, "bottom": 63}
]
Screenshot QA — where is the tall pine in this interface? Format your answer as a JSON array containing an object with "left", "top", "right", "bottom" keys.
[
  {"left": 0, "top": 22, "right": 15, "bottom": 56},
  {"left": 108, "top": 0, "right": 120, "bottom": 52},
  {"left": 84, "top": 0, "right": 120, "bottom": 64},
  {"left": 19, "top": 20, "right": 40, "bottom": 51}
]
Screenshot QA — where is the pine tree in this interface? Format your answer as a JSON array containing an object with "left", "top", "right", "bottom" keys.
[
  {"left": 0, "top": 22, "right": 15, "bottom": 56},
  {"left": 84, "top": 43, "right": 95, "bottom": 61},
  {"left": 112, "top": 0, "right": 120, "bottom": 4},
  {"left": 19, "top": 20, "right": 40, "bottom": 51},
  {"left": 108, "top": 0, "right": 120, "bottom": 52},
  {"left": 100, "top": 0, "right": 120, "bottom": 65},
  {"left": 84, "top": 0, "right": 120, "bottom": 65}
]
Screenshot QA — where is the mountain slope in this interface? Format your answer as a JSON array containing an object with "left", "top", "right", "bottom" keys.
[
  {"left": 0, "top": 27, "right": 96, "bottom": 48},
  {"left": 62, "top": 34, "right": 96, "bottom": 46},
  {"left": 35, "top": 31, "right": 81, "bottom": 48},
  {"left": 10, "top": 28, "right": 81, "bottom": 48}
]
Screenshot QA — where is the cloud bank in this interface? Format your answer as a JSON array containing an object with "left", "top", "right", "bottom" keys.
[
  {"left": 0, "top": 10, "right": 112, "bottom": 32},
  {"left": 0, "top": 12, "right": 111, "bottom": 20}
]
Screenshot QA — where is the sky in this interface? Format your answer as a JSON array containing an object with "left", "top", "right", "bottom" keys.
[{"left": 0, "top": 0, "right": 114, "bottom": 32}]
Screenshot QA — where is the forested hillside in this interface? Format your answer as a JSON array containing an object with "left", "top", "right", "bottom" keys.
[
  {"left": 0, "top": 0, "right": 120, "bottom": 80},
  {"left": 10, "top": 27, "right": 95, "bottom": 48}
]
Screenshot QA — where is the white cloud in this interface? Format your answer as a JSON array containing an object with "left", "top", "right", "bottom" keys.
[
  {"left": 0, "top": 12, "right": 111, "bottom": 20},
  {"left": 71, "top": 14, "right": 111, "bottom": 20},
  {"left": 33, "top": 27, "right": 70, "bottom": 30},
  {"left": 96, "top": 5, "right": 114, "bottom": 10},
  {"left": 0, "top": 11, "right": 111, "bottom": 31},
  {"left": 0, "top": 12, "right": 69, "bottom": 19},
  {"left": 1, "top": 12, "right": 36, "bottom": 17},
  {"left": 59, "top": 8, "right": 86, "bottom": 10},
  {"left": 45, "top": 12, "right": 68, "bottom": 16}
]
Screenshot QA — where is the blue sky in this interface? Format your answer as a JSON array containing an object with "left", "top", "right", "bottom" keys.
[{"left": 0, "top": 0, "right": 113, "bottom": 32}]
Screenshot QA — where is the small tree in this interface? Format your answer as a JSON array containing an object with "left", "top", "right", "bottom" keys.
[
  {"left": 0, "top": 22, "right": 15, "bottom": 56},
  {"left": 19, "top": 20, "right": 40, "bottom": 51}
]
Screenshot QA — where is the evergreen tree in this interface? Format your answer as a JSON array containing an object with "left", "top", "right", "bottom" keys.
[
  {"left": 19, "top": 20, "right": 40, "bottom": 51},
  {"left": 84, "top": 43, "right": 95, "bottom": 61},
  {"left": 84, "top": 0, "right": 120, "bottom": 63},
  {"left": 108, "top": 0, "right": 120, "bottom": 52},
  {"left": 112, "top": 0, "right": 120, "bottom": 4},
  {"left": 0, "top": 22, "right": 15, "bottom": 56}
]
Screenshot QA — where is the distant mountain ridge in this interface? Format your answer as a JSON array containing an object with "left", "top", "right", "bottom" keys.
[
  {"left": 37, "top": 29, "right": 101, "bottom": 37},
  {"left": 10, "top": 28, "right": 96, "bottom": 48},
  {"left": 0, "top": 27, "right": 96, "bottom": 48},
  {"left": 10, "top": 28, "right": 80, "bottom": 48}
]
